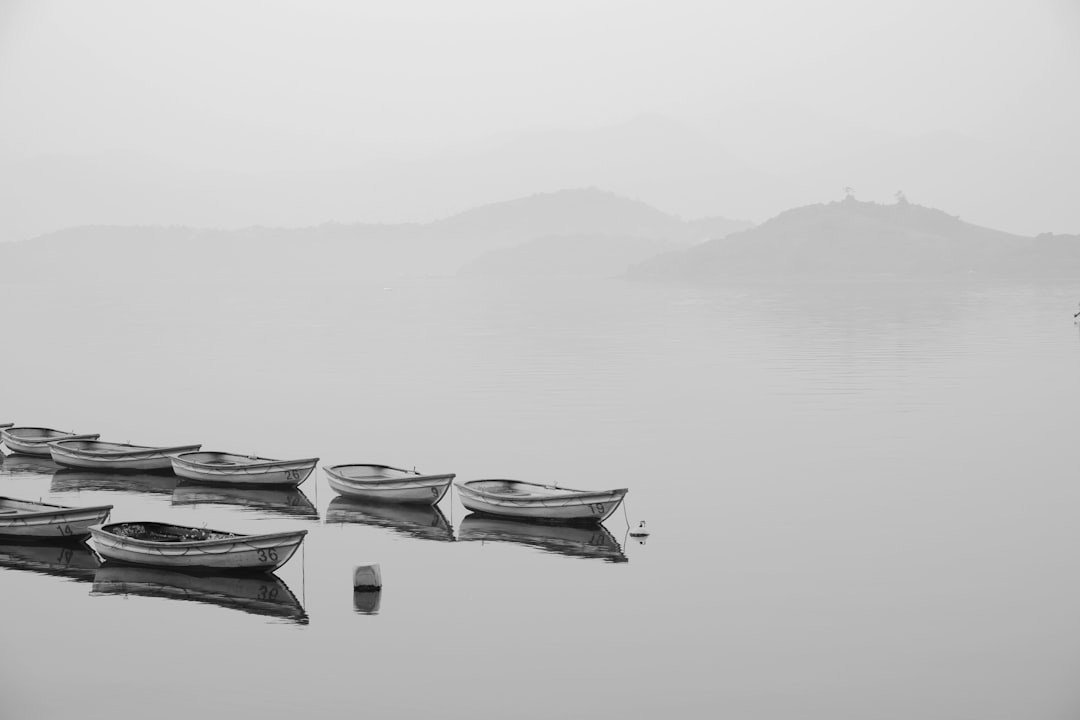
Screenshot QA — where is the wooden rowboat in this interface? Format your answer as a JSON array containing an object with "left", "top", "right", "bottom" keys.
[
  {"left": 0, "top": 497, "right": 113, "bottom": 539},
  {"left": 1, "top": 427, "right": 101, "bottom": 457},
  {"left": 88, "top": 522, "right": 306, "bottom": 571},
  {"left": 455, "top": 479, "right": 627, "bottom": 524},
  {"left": 50, "top": 440, "right": 202, "bottom": 472},
  {"left": 324, "top": 464, "right": 455, "bottom": 504},
  {"left": 170, "top": 452, "right": 318, "bottom": 487}
]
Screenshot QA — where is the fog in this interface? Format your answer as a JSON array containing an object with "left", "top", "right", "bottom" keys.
[{"left": 1, "top": 0, "right": 1077, "bottom": 239}]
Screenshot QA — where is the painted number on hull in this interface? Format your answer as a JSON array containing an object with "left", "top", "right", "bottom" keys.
[
  {"left": 285, "top": 470, "right": 300, "bottom": 482},
  {"left": 256, "top": 548, "right": 279, "bottom": 563},
  {"left": 430, "top": 487, "right": 439, "bottom": 497},
  {"left": 55, "top": 547, "right": 73, "bottom": 564},
  {"left": 56, "top": 524, "right": 73, "bottom": 536},
  {"left": 590, "top": 503, "right": 606, "bottom": 514}
]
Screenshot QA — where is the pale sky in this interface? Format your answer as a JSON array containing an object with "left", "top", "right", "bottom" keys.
[{"left": 0, "top": 0, "right": 1077, "bottom": 233}]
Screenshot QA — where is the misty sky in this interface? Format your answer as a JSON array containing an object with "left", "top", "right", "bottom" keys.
[{"left": 0, "top": 0, "right": 1077, "bottom": 234}]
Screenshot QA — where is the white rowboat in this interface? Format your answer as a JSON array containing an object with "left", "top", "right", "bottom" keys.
[
  {"left": 455, "top": 479, "right": 627, "bottom": 523},
  {"left": 2, "top": 427, "right": 101, "bottom": 457},
  {"left": 89, "top": 522, "right": 306, "bottom": 571},
  {"left": 171, "top": 452, "right": 318, "bottom": 487},
  {"left": 50, "top": 440, "right": 202, "bottom": 472},
  {"left": 324, "top": 464, "right": 455, "bottom": 504},
  {"left": 0, "top": 497, "right": 113, "bottom": 539}
]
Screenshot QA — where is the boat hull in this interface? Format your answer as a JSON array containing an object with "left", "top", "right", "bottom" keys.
[
  {"left": 50, "top": 441, "right": 202, "bottom": 472},
  {"left": 456, "top": 480, "right": 627, "bottom": 523},
  {"left": 89, "top": 524, "right": 306, "bottom": 571},
  {"left": 170, "top": 453, "right": 318, "bottom": 487},
  {"left": 1, "top": 428, "right": 101, "bottom": 457},
  {"left": 325, "top": 465, "right": 454, "bottom": 504},
  {"left": 0, "top": 498, "right": 113, "bottom": 539}
]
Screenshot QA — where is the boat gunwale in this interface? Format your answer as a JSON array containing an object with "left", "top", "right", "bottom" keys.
[
  {"left": 0, "top": 497, "right": 114, "bottom": 519},
  {"left": 456, "top": 479, "right": 628, "bottom": 502},
  {"left": 173, "top": 452, "right": 320, "bottom": 470},
  {"left": 51, "top": 441, "right": 203, "bottom": 458},
  {"left": 90, "top": 523, "right": 307, "bottom": 549},
  {"left": 324, "top": 465, "right": 454, "bottom": 483},
  {"left": 2, "top": 427, "right": 101, "bottom": 442}
]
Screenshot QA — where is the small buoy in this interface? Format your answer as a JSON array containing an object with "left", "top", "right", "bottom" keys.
[
  {"left": 353, "top": 562, "right": 382, "bottom": 589},
  {"left": 629, "top": 521, "right": 650, "bottom": 537}
]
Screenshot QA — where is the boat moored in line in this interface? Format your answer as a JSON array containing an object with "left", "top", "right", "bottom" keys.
[
  {"left": 455, "top": 479, "right": 627, "bottom": 524},
  {"left": 170, "top": 452, "right": 318, "bottom": 487},
  {"left": 324, "top": 464, "right": 455, "bottom": 504},
  {"left": 50, "top": 440, "right": 202, "bottom": 472},
  {"left": 0, "top": 496, "right": 113, "bottom": 539},
  {"left": 1, "top": 427, "right": 102, "bottom": 457},
  {"left": 89, "top": 522, "right": 307, "bottom": 571}
]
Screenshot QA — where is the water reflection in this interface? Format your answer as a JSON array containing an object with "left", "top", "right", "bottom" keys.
[
  {"left": 50, "top": 469, "right": 178, "bottom": 496},
  {"left": 353, "top": 589, "right": 382, "bottom": 615},
  {"left": 457, "top": 514, "right": 628, "bottom": 563},
  {"left": 91, "top": 566, "right": 308, "bottom": 624},
  {"left": 171, "top": 483, "right": 318, "bottom": 519},
  {"left": 325, "top": 497, "right": 455, "bottom": 542},
  {"left": 0, "top": 538, "right": 101, "bottom": 582},
  {"left": 2, "top": 453, "right": 62, "bottom": 475}
]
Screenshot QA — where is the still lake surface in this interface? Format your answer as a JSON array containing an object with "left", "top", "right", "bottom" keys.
[{"left": 2, "top": 274, "right": 1080, "bottom": 719}]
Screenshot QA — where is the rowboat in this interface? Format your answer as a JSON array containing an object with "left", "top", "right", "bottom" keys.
[
  {"left": 51, "top": 469, "right": 179, "bottom": 496},
  {"left": 1, "top": 427, "right": 101, "bottom": 457},
  {"left": 89, "top": 522, "right": 306, "bottom": 571},
  {"left": 171, "top": 484, "right": 318, "bottom": 519},
  {"left": 324, "top": 464, "right": 455, "bottom": 504},
  {"left": 170, "top": 452, "right": 318, "bottom": 487},
  {"left": 0, "top": 497, "right": 113, "bottom": 539},
  {"left": 50, "top": 440, "right": 202, "bottom": 472},
  {"left": 326, "top": 496, "right": 454, "bottom": 542},
  {"left": 458, "top": 514, "right": 628, "bottom": 563},
  {"left": 455, "top": 479, "right": 627, "bottom": 523},
  {"left": 91, "top": 566, "right": 307, "bottom": 624}
]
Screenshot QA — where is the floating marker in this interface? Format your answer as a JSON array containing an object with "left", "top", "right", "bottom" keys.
[
  {"left": 629, "top": 521, "right": 650, "bottom": 537},
  {"left": 353, "top": 562, "right": 382, "bottom": 590}
]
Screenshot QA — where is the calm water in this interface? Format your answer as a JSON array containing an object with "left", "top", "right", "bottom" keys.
[{"left": 3, "top": 275, "right": 1080, "bottom": 719}]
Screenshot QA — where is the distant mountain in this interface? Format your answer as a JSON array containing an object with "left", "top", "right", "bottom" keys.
[
  {"left": 0, "top": 189, "right": 747, "bottom": 283},
  {"left": 0, "top": 115, "right": 769, "bottom": 244},
  {"left": 628, "top": 197, "right": 1051, "bottom": 282}
]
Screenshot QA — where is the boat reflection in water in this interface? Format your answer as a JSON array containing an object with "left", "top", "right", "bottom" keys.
[
  {"left": 50, "top": 469, "right": 178, "bottom": 496},
  {"left": 326, "top": 497, "right": 455, "bottom": 542},
  {"left": 171, "top": 483, "right": 318, "bottom": 519},
  {"left": 0, "top": 538, "right": 102, "bottom": 582},
  {"left": 2, "top": 453, "right": 63, "bottom": 475},
  {"left": 457, "top": 514, "right": 628, "bottom": 563},
  {"left": 91, "top": 566, "right": 308, "bottom": 624},
  {"left": 353, "top": 588, "right": 382, "bottom": 615}
]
